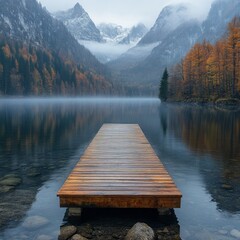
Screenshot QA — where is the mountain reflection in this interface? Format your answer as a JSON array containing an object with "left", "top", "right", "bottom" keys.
[
  {"left": 0, "top": 98, "right": 160, "bottom": 231},
  {"left": 0, "top": 98, "right": 239, "bottom": 238}
]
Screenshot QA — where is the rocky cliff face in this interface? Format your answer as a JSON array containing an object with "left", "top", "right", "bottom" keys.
[
  {"left": 98, "top": 23, "right": 147, "bottom": 45},
  {"left": 138, "top": 4, "right": 191, "bottom": 45},
  {"left": 53, "top": 3, "right": 103, "bottom": 42}
]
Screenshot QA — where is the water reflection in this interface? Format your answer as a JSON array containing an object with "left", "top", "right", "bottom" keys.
[
  {"left": 167, "top": 105, "right": 240, "bottom": 160},
  {"left": 0, "top": 98, "right": 239, "bottom": 240},
  {"left": 0, "top": 98, "right": 160, "bottom": 237},
  {"left": 0, "top": 99, "right": 108, "bottom": 230},
  {"left": 165, "top": 104, "right": 240, "bottom": 214}
]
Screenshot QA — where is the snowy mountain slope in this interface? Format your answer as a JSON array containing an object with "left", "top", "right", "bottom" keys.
[
  {"left": 98, "top": 23, "right": 130, "bottom": 44},
  {"left": 80, "top": 23, "right": 148, "bottom": 63},
  {"left": 119, "top": 23, "right": 148, "bottom": 44},
  {"left": 53, "top": 3, "right": 102, "bottom": 42},
  {"left": 0, "top": 0, "right": 108, "bottom": 74},
  {"left": 201, "top": 0, "right": 240, "bottom": 43},
  {"left": 139, "top": 3, "right": 192, "bottom": 45},
  {"left": 98, "top": 23, "right": 147, "bottom": 45},
  {"left": 107, "top": 4, "right": 193, "bottom": 78},
  {"left": 53, "top": 3, "right": 147, "bottom": 64}
]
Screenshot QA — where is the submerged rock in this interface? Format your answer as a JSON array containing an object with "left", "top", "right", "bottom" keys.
[
  {"left": 230, "top": 229, "right": 240, "bottom": 239},
  {"left": 27, "top": 168, "right": 41, "bottom": 177},
  {"left": 0, "top": 174, "right": 22, "bottom": 187},
  {"left": 0, "top": 185, "right": 15, "bottom": 193},
  {"left": 221, "top": 184, "right": 234, "bottom": 190},
  {"left": 125, "top": 222, "right": 155, "bottom": 240},
  {"left": 59, "top": 225, "right": 77, "bottom": 240},
  {"left": 78, "top": 224, "right": 93, "bottom": 238},
  {"left": 71, "top": 234, "right": 88, "bottom": 240},
  {"left": 23, "top": 215, "right": 49, "bottom": 229},
  {"left": 36, "top": 235, "right": 54, "bottom": 240}
]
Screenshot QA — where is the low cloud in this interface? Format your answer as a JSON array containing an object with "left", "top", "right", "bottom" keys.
[
  {"left": 80, "top": 41, "right": 136, "bottom": 63},
  {"left": 39, "top": 0, "right": 215, "bottom": 28}
]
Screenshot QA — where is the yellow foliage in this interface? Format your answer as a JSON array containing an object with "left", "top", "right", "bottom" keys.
[
  {"left": 2, "top": 44, "right": 11, "bottom": 58},
  {"left": 171, "top": 16, "right": 240, "bottom": 100},
  {"left": 19, "top": 47, "right": 29, "bottom": 60}
]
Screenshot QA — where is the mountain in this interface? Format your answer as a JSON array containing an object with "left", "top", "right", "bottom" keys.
[
  {"left": 107, "top": 3, "right": 195, "bottom": 91},
  {"left": 119, "top": 23, "right": 148, "bottom": 44},
  {"left": 123, "top": 20, "right": 202, "bottom": 90},
  {"left": 53, "top": 3, "right": 102, "bottom": 42},
  {"left": 108, "top": 20, "right": 202, "bottom": 93},
  {"left": 0, "top": 0, "right": 114, "bottom": 95},
  {"left": 98, "top": 23, "right": 130, "bottom": 44},
  {"left": 201, "top": 0, "right": 240, "bottom": 43},
  {"left": 98, "top": 23, "right": 147, "bottom": 45},
  {"left": 77, "top": 23, "right": 147, "bottom": 64},
  {"left": 107, "top": 42, "right": 159, "bottom": 73},
  {"left": 108, "top": 0, "right": 240, "bottom": 95},
  {"left": 138, "top": 4, "right": 191, "bottom": 45},
  {"left": 0, "top": 0, "right": 105, "bottom": 69}
]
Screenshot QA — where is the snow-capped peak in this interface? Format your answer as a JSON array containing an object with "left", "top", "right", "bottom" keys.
[
  {"left": 139, "top": 3, "right": 192, "bottom": 45},
  {"left": 98, "top": 23, "right": 147, "bottom": 45},
  {"left": 53, "top": 3, "right": 102, "bottom": 42},
  {"left": 98, "top": 23, "right": 130, "bottom": 44}
]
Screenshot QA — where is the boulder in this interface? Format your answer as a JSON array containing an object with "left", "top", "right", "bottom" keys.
[
  {"left": 59, "top": 225, "right": 77, "bottom": 240},
  {"left": 230, "top": 229, "right": 240, "bottom": 239},
  {"left": 125, "top": 222, "right": 155, "bottom": 240},
  {"left": 71, "top": 234, "right": 88, "bottom": 240}
]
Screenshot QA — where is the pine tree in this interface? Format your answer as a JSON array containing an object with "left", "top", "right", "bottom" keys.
[{"left": 159, "top": 68, "right": 169, "bottom": 102}]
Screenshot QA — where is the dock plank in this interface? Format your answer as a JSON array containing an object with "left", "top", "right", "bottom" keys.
[{"left": 57, "top": 124, "right": 182, "bottom": 208}]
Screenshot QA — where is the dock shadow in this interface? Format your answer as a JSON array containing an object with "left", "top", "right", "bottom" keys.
[{"left": 60, "top": 208, "right": 181, "bottom": 240}]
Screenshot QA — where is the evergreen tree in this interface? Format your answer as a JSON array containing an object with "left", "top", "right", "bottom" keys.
[{"left": 159, "top": 68, "right": 169, "bottom": 102}]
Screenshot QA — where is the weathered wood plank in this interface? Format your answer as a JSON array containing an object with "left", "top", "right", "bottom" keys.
[{"left": 57, "top": 124, "right": 182, "bottom": 208}]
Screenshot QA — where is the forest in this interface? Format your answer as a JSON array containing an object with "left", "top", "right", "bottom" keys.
[
  {"left": 0, "top": 35, "right": 113, "bottom": 96},
  {"left": 168, "top": 17, "right": 240, "bottom": 102}
]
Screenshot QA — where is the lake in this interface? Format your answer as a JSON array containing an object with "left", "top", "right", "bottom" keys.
[{"left": 0, "top": 98, "right": 239, "bottom": 240}]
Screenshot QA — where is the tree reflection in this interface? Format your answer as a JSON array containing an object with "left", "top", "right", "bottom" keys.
[
  {"left": 167, "top": 104, "right": 240, "bottom": 213},
  {"left": 0, "top": 98, "right": 160, "bottom": 231}
]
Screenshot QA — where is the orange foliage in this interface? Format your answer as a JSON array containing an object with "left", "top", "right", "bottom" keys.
[
  {"left": 169, "top": 16, "right": 240, "bottom": 101},
  {"left": 2, "top": 44, "right": 11, "bottom": 58},
  {"left": 19, "top": 47, "right": 29, "bottom": 60}
]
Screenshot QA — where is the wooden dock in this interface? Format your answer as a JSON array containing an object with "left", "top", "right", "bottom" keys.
[{"left": 57, "top": 124, "right": 182, "bottom": 208}]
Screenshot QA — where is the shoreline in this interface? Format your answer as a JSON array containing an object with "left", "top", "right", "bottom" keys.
[{"left": 166, "top": 98, "right": 240, "bottom": 110}]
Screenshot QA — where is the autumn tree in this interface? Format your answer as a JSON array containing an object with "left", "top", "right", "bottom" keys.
[
  {"left": 227, "top": 17, "right": 240, "bottom": 97},
  {"left": 168, "top": 16, "right": 240, "bottom": 101},
  {"left": 0, "top": 35, "right": 113, "bottom": 96}
]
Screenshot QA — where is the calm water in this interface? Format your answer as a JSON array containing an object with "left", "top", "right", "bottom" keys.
[{"left": 0, "top": 98, "right": 239, "bottom": 240}]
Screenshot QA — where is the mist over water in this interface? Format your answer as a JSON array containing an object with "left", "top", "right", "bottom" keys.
[{"left": 0, "top": 98, "right": 239, "bottom": 240}]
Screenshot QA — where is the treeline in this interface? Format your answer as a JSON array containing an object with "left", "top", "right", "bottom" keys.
[
  {"left": 0, "top": 35, "right": 113, "bottom": 96},
  {"left": 169, "top": 17, "right": 240, "bottom": 102}
]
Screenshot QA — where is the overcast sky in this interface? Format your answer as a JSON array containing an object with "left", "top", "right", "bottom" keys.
[{"left": 38, "top": 0, "right": 214, "bottom": 28}]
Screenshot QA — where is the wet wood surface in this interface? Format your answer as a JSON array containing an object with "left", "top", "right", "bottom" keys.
[{"left": 57, "top": 124, "right": 182, "bottom": 208}]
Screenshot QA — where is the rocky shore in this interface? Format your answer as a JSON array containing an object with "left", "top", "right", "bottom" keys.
[{"left": 58, "top": 208, "right": 181, "bottom": 240}]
